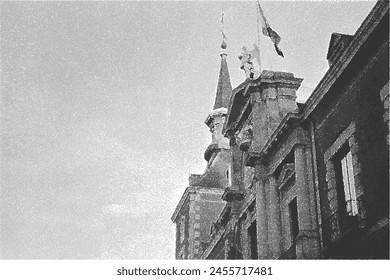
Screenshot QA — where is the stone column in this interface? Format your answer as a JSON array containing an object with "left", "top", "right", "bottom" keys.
[
  {"left": 294, "top": 144, "right": 320, "bottom": 259},
  {"left": 268, "top": 175, "right": 282, "bottom": 259},
  {"left": 255, "top": 164, "right": 268, "bottom": 259}
]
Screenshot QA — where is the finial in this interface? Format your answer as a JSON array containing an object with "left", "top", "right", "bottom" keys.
[{"left": 221, "top": 40, "right": 227, "bottom": 50}]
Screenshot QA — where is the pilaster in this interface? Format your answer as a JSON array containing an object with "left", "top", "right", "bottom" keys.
[
  {"left": 294, "top": 144, "right": 320, "bottom": 259},
  {"left": 255, "top": 164, "right": 269, "bottom": 259},
  {"left": 268, "top": 175, "right": 282, "bottom": 258}
]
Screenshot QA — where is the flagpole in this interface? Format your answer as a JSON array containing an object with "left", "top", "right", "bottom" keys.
[{"left": 256, "top": 1, "right": 262, "bottom": 73}]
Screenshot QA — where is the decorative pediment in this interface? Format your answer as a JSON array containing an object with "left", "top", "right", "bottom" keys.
[{"left": 278, "top": 163, "right": 295, "bottom": 189}]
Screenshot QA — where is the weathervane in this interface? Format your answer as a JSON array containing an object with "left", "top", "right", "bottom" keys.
[{"left": 220, "top": 11, "right": 227, "bottom": 50}]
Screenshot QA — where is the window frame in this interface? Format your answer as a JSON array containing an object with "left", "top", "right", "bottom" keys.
[
  {"left": 333, "top": 145, "right": 358, "bottom": 216},
  {"left": 324, "top": 122, "right": 362, "bottom": 218}
]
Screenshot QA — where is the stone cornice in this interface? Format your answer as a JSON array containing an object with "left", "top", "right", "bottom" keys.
[
  {"left": 222, "top": 187, "right": 244, "bottom": 202},
  {"left": 224, "top": 71, "right": 302, "bottom": 139},
  {"left": 250, "top": 70, "right": 303, "bottom": 88},
  {"left": 204, "top": 108, "right": 228, "bottom": 127}
]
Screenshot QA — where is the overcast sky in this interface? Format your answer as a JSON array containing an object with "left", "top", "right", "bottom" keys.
[{"left": 0, "top": 0, "right": 376, "bottom": 259}]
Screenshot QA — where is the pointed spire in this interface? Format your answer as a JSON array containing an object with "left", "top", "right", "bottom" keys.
[
  {"left": 213, "top": 11, "right": 232, "bottom": 110},
  {"left": 213, "top": 44, "right": 232, "bottom": 110}
]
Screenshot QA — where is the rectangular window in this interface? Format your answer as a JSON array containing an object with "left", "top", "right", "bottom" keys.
[
  {"left": 289, "top": 198, "right": 299, "bottom": 241},
  {"left": 247, "top": 221, "right": 258, "bottom": 259},
  {"left": 335, "top": 146, "right": 358, "bottom": 216}
]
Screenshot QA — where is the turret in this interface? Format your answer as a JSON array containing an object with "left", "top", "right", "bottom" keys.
[
  {"left": 171, "top": 33, "right": 233, "bottom": 260},
  {"left": 204, "top": 40, "right": 232, "bottom": 163}
]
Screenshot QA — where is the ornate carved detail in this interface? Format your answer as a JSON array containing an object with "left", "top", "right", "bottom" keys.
[
  {"left": 277, "top": 163, "right": 295, "bottom": 189},
  {"left": 238, "top": 45, "right": 261, "bottom": 80}
]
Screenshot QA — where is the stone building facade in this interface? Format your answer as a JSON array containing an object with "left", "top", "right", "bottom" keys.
[{"left": 172, "top": 0, "right": 389, "bottom": 259}]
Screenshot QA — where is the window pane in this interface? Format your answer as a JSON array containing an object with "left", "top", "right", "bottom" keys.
[
  {"left": 346, "top": 151, "right": 358, "bottom": 215},
  {"left": 340, "top": 149, "right": 358, "bottom": 216},
  {"left": 341, "top": 156, "right": 352, "bottom": 214}
]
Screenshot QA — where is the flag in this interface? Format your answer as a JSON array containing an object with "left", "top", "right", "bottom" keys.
[{"left": 257, "top": 1, "right": 284, "bottom": 58}]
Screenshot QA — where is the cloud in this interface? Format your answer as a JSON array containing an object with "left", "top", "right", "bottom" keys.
[{"left": 102, "top": 203, "right": 143, "bottom": 218}]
